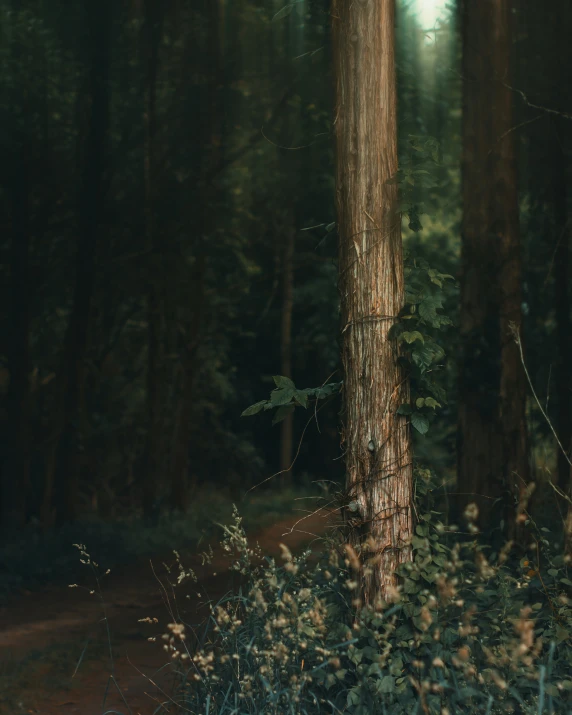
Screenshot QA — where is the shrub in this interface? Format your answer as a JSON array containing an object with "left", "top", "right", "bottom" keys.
[{"left": 160, "top": 487, "right": 572, "bottom": 714}]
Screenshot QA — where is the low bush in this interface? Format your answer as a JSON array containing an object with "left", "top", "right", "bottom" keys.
[{"left": 160, "top": 479, "right": 572, "bottom": 714}]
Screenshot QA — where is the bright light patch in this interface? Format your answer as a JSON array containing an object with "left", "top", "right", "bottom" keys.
[{"left": 413, "top": 0, "right": 448, "bottom": 29}]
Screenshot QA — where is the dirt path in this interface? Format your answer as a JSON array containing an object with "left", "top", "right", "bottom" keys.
[{"left": 0, "top": 511, "right": 330, "bottom": 715}]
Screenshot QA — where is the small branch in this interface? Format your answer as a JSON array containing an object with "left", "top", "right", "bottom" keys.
[
  {"left": 488, "top": 114, "right": 543, "bottom": 156},
  {"left": 503, "top": 82, "right": 572, "bottom": 121},
  {"left": 511, "top": 323, "right": 571, "bottom": 468}
]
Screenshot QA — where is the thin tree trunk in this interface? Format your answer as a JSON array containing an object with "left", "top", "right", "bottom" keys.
[
  {"left": 458, "top": 0, "right": 529, "bottom": 532},
  {"left": 553, "top": 141, "right": 570, "bottom": 493},
  {"left": 168, "top": 0, "right": 219, "bottom": 510},
  {"left": 44, "top": 0, "right": 111, "bottom": 526},
  {"left": 493, "top": 1, "right": 530, "bottom": 530},
  {"left": 2, "top": 0, "right": 31, "bottom": 533},
  {"left": 332, "top": 0, "right": 414, "bottom": 603},
  {"left": 279, "top": 228, "right": 295, "bottom": 478},
  {"left": 169, "top": 253, "right": 205, "bottom": 511},
  {"left": 4, "top": 129, "right": 30, "bottom": 533},
  {"left": 142, "top": 0, "right": 164, "bottom": 519}
]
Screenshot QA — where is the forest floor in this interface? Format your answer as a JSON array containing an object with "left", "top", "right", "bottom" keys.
[{"left": 0, "top": 508, "right": 332, "bottom": 715}]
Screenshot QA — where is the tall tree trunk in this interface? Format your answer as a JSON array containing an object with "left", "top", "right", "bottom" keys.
[
  {"left": 142, "top": 0, "right": 165, "bottom": 519},
  {"left": 169, "top": 253, "right": 205, "bottom": 511},
  {"left": 332, "top": 0, "right": 414, "bottom": 603},
  {"left": 2, "top": 0, "right": 31, "bottom": 533},
  {"left": 458, "top": 0, "right": 529, "bottom": 532},
  {"left": 494, "top": 0, "right": 530, "bottom": 530},
  {"left": 279, "top": 228, "right": 295, "bottom": 477},
  {"left": 169, "top": 0, "right": 219, "bottom": 510},
  {"left": 553, "top": 140, "right": 570, "bottom": 493},
  {"left": 4, "top": 126, "right": 30, "bottom": 533},
  {"left": 43, "top": 0, "right": 111, "bottom": 526}
]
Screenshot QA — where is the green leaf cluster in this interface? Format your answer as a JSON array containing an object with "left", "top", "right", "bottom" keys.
[
  {"left": 169, "top": 489, "right": 572, "bottom": 714},
  {"left": 391, "top": 254, "right": 454, "bottom": 434},
  {"left": 241, "top": 375, "right": 342, "bottom": 424}
]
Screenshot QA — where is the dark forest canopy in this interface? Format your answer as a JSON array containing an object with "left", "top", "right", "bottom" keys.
[{"left": 0, "top": 0, "right": 570, "bottom": 558}]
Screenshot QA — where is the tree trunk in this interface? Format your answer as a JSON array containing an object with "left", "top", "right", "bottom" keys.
[
  {"left": 279, "top": 228, "right": 295, "bottom": 478},
  {"left": 493, "top": 0, "right": 530, "bottom": 530},
  {"left": 4, "top": 126, "right": 30, "bottom": 533},
  {"left": 44, "top": 0, "right": 111, "bottom": 526},
  {"left": 458, "top": 0, "right": 529, "bottom": 532},
  {"left": 168, "top": 0, "right": 219, "bottom": 510},
  {"left": 142, "top": 0, "right": 165, "bottom": 519},
  {"left": 332, "top": 0, "right": 414, "bottom": 603},
  {"left": 169, "top": 253, "right": 205, "bottom": 511},
  {"left": 553, "top": 141, "right": 570, "bottom": 493}
]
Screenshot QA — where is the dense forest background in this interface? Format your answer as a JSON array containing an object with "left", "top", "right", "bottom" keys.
[{"left": 0, "top": 0, "right": 570, "bottom": 544}]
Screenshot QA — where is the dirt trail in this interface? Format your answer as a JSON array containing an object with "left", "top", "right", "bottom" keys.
[{"left": 0, "top": 511, "right": 329, "bottom": 715}]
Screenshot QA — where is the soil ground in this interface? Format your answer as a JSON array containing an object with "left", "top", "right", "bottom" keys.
[{"left": 0, "top": 510, "right": 330, "bottom": 715}]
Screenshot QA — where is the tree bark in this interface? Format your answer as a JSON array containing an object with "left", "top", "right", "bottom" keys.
[
  {"left": 169, "top": 253, "right": 205, "bottom": 511},
  {"left": 493, "top": 1, "right": 530, "bottom": 530},
  {"left": 458, "top": 0, "right": 529, "bottom": 532},
  {"left": 43, "top": 0, "right": 111, "bottom": 526},
  {"left": 142, "top": 0, "right": 165, "bottom": 519},
  {"left": 4, "top": 125, "right": 30, "bottom": 533},
  {"left": 332, "top": 0, "right": 414, "bottom": 602},
  {"left": 168, "top": 0, "right": 219, "bottom": 510}
]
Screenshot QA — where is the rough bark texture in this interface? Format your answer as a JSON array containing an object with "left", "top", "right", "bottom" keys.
[
  {"left": 332, "top": 0, "right": 413, "bottom": 602},
  {"left": 458, "top": 0, "right": 529, "bottom": 531}
]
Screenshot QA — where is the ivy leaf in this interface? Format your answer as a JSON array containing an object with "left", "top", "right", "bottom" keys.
[
  {"left": 399, "top": 330, "right": 425, "bottom": 345},
  {"left": 378, "top": 675, "right": 395, "bottom": 694},
  {"left": 270, "top": 388, "right": 295, "bottom": 406},
  {"left": 273, "top": 375, "right": 295, "bottom": 389},
  {"left": 418, "top": 294, "right": 443, "bottom": 324},
  {"left": 424, "top": 397, "right": 441, "bottom": 409},
  {"left": 412, "top": 344, "right": 436, "bottom": 370},
  {"left": 315, "top": 382, "right": 342, "bottom": 399},
  {"left": 415, "top": 397, "right": 425, "bottom": 408},
  {"left": 411, "top": 412, "right": 430, "bottom": 435},
  {"left": 241, "top": 401, "right": 268, "bottom": 417},
  {"left": 272, "top": 405, "right": 295, "bottom": 425},
  {"left": 397, "top": 403, "right": 413, "bottom": 416},
  {"left": 293, "top": 390, "right": 308, "bottom": 408}
]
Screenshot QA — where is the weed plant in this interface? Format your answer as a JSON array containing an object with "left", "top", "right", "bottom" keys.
[{"left": 157, "top": 475, "right": 572, "bottom": 714}]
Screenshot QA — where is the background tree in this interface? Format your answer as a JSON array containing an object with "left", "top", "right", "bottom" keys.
[
  {"left": 43, "top": 0, "right": 112, "bottom": 526},
  {"left": 457, "top": 0, "right": 529, "bottom": 531}
]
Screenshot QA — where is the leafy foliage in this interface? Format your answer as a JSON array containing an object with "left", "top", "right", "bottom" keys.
[
  {"left": 388, "top": 252, "right": 454, "bottom": 435},
  {"left": 162, "top": 495, "right": 572, "bottom": 714},
  {"left": 242, "top": 375, "right": 342, "bottom": 425}
]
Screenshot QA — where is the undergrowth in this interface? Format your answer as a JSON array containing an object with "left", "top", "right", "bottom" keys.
[
  {"left": 147, "top": 473, "right": 572, "bottom": 714},
  {"left": 0, "top": 486, "right": 312, "bottom": 603}
]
